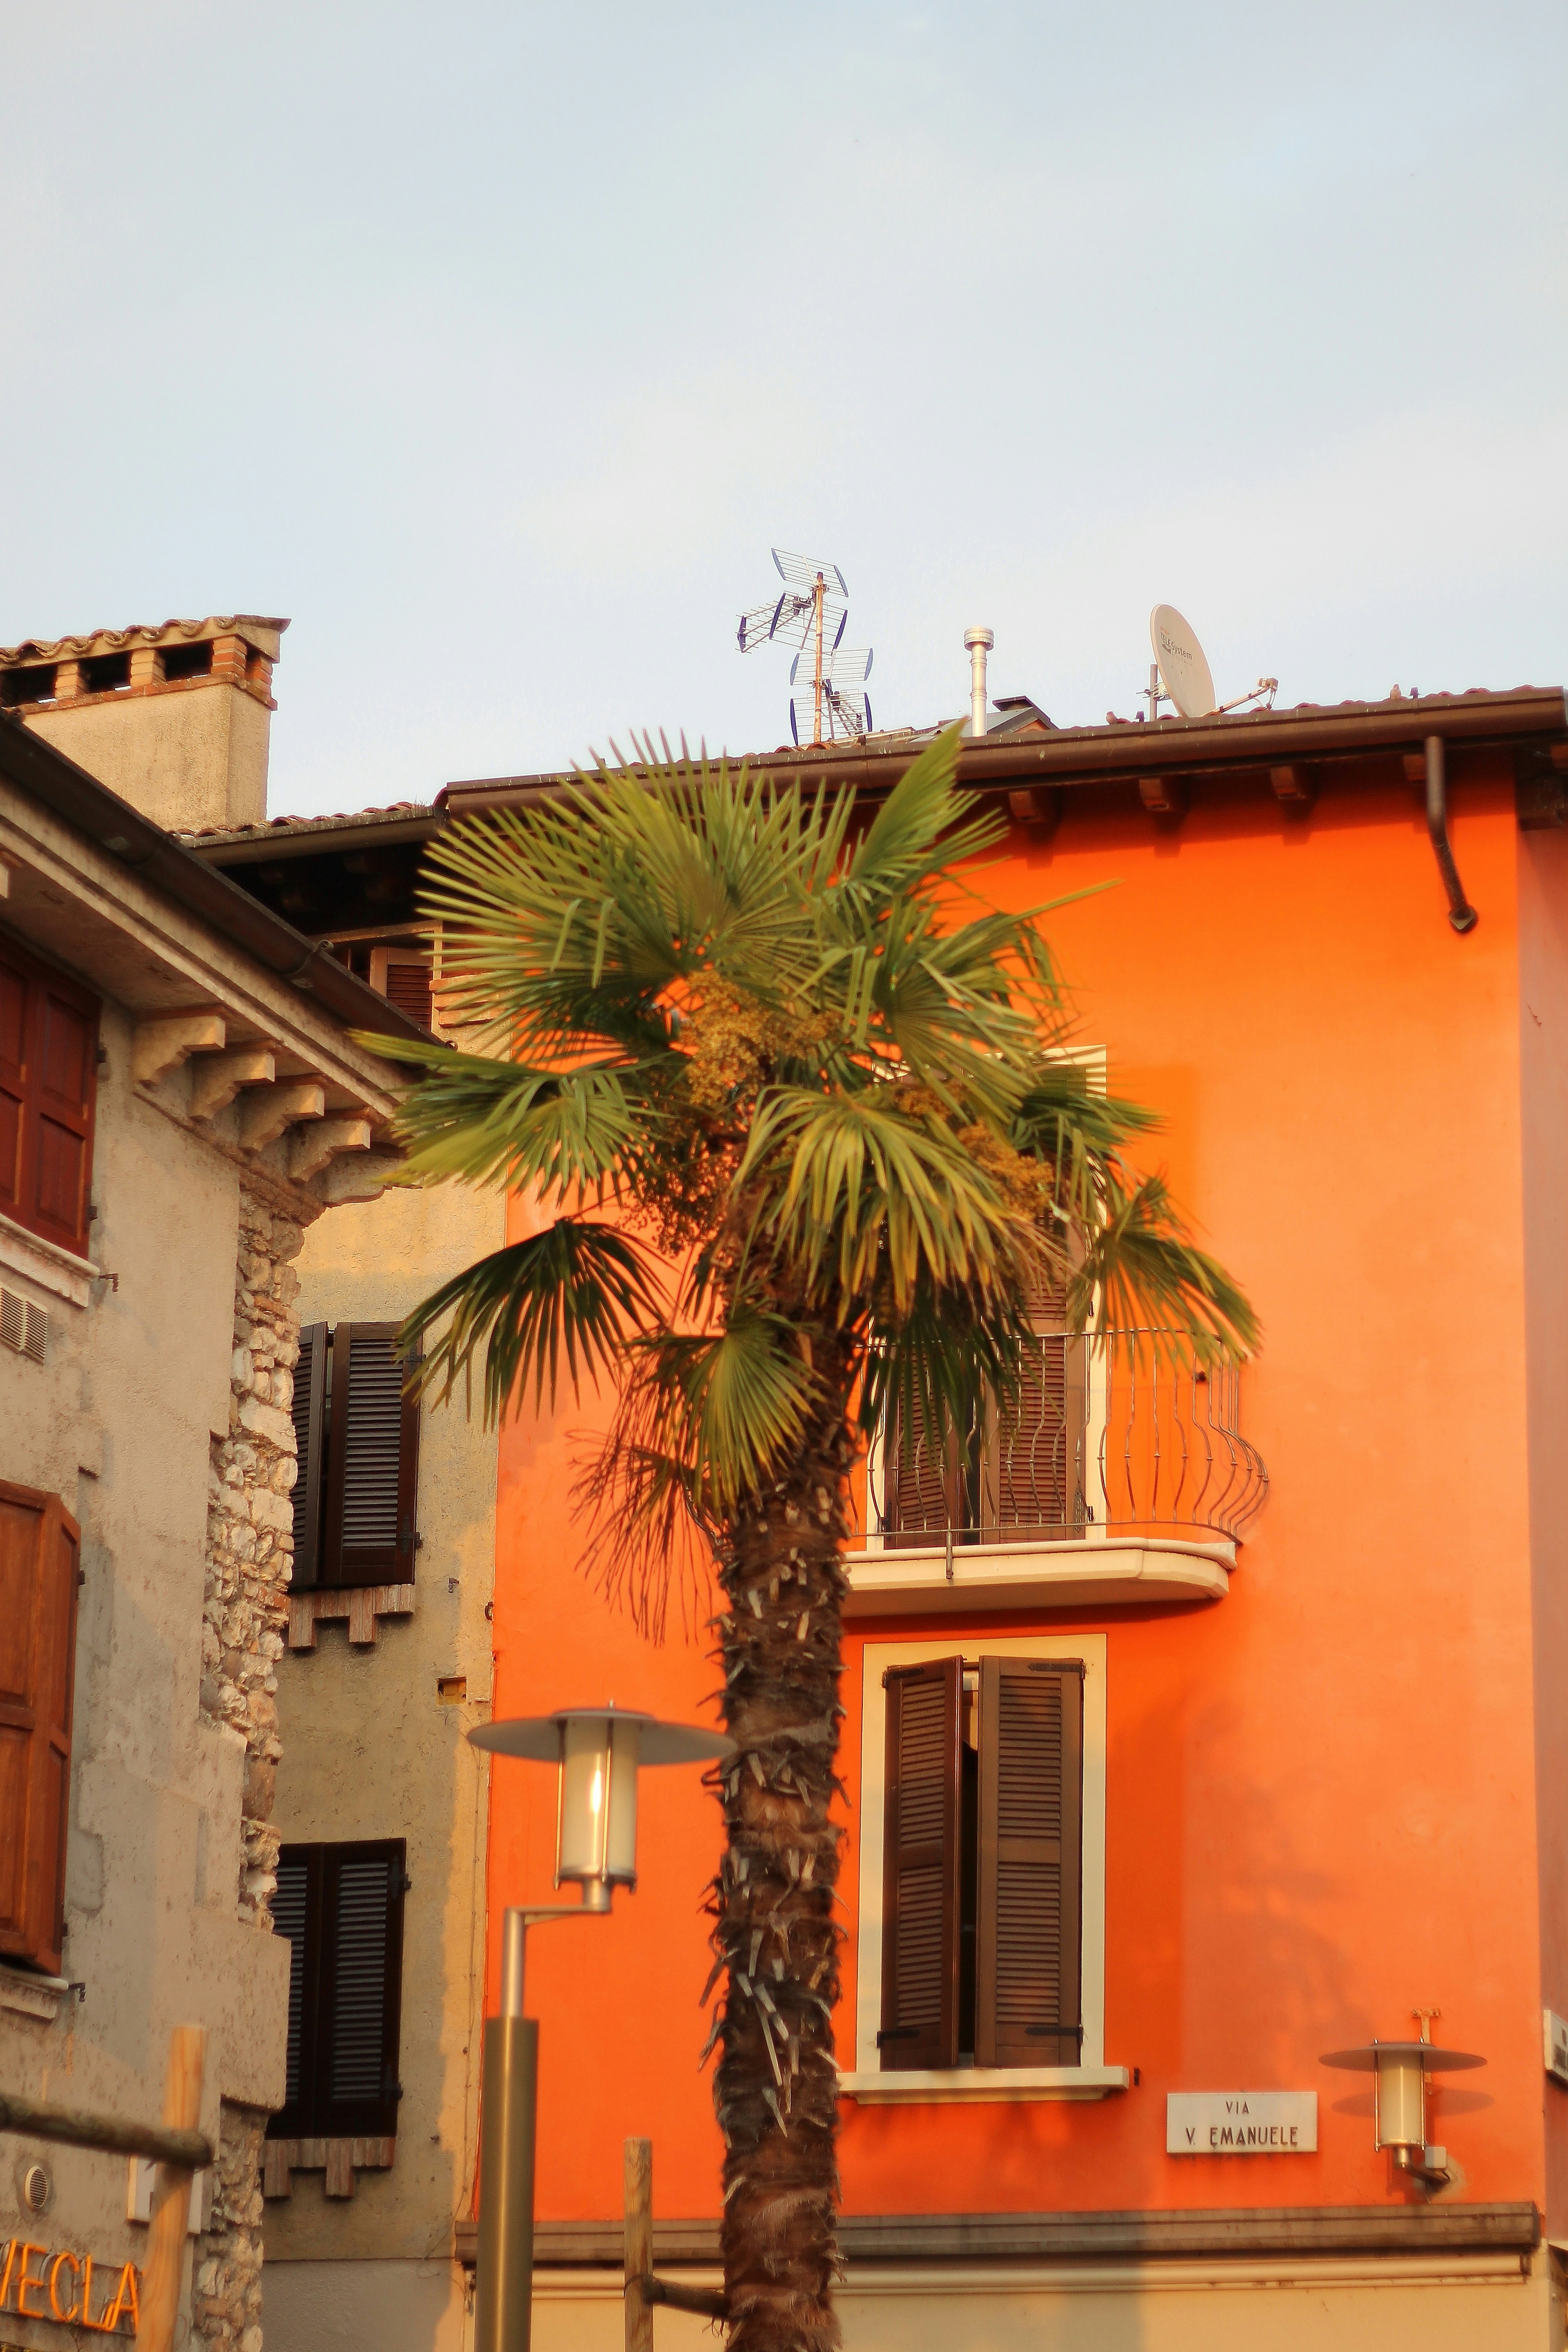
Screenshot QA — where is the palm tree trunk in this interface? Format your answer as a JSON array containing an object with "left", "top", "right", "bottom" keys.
[{"left": 712, "top": 1326, "right": 856, "bottom": 2352}]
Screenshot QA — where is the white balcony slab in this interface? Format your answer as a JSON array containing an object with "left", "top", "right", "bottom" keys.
[
  {"left": 843, "top": 1536, "right": 1233, "bottom": 1617},
  {"left": 839, "top": 2063, "right": 1131, "bottom": 2104}
]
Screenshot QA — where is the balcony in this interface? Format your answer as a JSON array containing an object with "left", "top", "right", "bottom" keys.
[{"left": 848, "top": 1331, "right": 1268, "bottom": 1618}]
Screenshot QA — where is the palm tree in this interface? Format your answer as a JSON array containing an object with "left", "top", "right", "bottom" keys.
[{"left": 369, "top": 727, "right": 1254, "bottom": 2352}]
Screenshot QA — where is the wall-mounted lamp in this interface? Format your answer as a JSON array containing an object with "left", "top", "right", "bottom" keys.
[
  {"left": 1321, "top": 2015, "right": 1484, "bottom": 2187},
  {"left": 467, "top": 1705, "right": 734, "bottom": 2352}
]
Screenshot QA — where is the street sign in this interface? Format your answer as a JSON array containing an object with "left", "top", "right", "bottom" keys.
[{"left": 1167, "top": 2091, "right": 1317, "bottom": 2154}]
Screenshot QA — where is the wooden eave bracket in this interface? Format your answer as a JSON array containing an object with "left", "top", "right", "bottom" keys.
[
  {"left": 1138, "top": 774, "right": 1187, "bottom": 820},
  {"left": 1516, "top": 742, "right": 1568, "bottom": 830},
  {"left": 289, "top": 1584, "right": 416, "bottom": 1650},
  {"left": 190, "top": 1048, "right": 276, "bottom": 1121},
  {"left": 239, "top": 1081, "right": 325, "bottom": 1153},
  {"left": 290, "top": 1116, "right": 372, "bottom": 1182},
  {"left": 1006, "top": 784, "right": 1062, "bottom": 835},
  {"left": 1267, "top": 763, "right": 1316, "bottom": 811}
]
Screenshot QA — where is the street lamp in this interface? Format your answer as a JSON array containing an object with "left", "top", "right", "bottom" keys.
[
  {"left": 1321, "top": 2015, "right": 1485, "bottom": 2186},
  {"left": 468, "top": 1705, "right": 734, "bottom": 2352}
]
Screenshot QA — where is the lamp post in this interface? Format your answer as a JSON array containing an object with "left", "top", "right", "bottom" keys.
[{"left": 468, "top": 1706, "right": 734, "bottom": 2352}]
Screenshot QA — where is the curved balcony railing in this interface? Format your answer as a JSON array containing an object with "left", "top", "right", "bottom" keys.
[{"left": 865, "top": 1329, "right": 1268, "bottom": 1550}]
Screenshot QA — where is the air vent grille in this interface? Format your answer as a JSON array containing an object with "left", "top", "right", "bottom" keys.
[{"left": 0, "top": 1286, "right": 47, "bottom": 1363}]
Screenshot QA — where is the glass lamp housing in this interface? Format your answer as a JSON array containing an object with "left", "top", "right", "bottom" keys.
[{"left": 555, "top": 1714, "right": 642, "bottom": 1904}]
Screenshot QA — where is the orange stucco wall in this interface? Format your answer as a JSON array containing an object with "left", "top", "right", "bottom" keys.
[{"left": 483, "top": 754, "right": 1561, "bottom": 2226}]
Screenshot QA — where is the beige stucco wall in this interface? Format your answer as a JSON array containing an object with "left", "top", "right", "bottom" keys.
[
  {"left": 261, "top": 2252, "right": 1558, "bottom": 2352},
  {"left": 24, "top": 682, "right": 272, "bottom": 832},
  {"left": 0, "top": 992, "right": 290, "bottom": 2314},
  {"left": 264, "top": 1179, "right": 501, "bottom": 2336}
]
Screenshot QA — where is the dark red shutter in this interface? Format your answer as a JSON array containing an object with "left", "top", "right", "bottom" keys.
[
  {"left": 267, "top": 1840, "right": 406, "bottom": 2141},
  {"left": 879, "top": 1659, "right": 962, "bottom": 2069},
  {"left": 322, "top": 1324, "right": 421, "bottom": 1587},
  {"left": 975, "top": 1657, "right": 1083, "bottom": 2068},
  {"left": 290, "top": 1324, "right": 327, "bottom": 1590},
  {"left": 0, "top": 932, "right": 98, "bottom": 1257},
  {"left": 0, "top": 1482, "right": 80, "bottom": 1975}
]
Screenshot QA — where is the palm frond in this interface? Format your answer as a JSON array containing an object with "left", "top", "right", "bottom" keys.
[
  {"left": 1071, "top": 1170, "right": 1258, "bottom": 1358},
  {"left": 400, "top": 1218, "right": 663, "bottom": 1422}
]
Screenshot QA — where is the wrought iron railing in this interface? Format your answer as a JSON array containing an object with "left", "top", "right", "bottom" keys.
[{"left": 865, "top": 1330, "right": 1268, "bottom": 1549}]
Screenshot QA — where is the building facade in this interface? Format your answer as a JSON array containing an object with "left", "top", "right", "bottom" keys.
[
  {"left": 0, "top": 629, "right": 420, "bottom": 2352},
  {"left": 183, "top": 800, "right": 501, "bottom": 2350},
  {"left": 466, "top": 684, "right": 1568, "bottom": 2350}
]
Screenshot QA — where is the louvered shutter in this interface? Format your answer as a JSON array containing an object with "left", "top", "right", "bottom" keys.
[
  {"left": 0, "top": 949, "right": 26, "bottom": 1227},
  {"left": 0, "top": 1481, "right": 80, "bottom": 1975},
  {"left": 317, "top": 1841, "right": 406, "bottom": 2137},
  {"left": 882, "top": 1397, "right": 968, "bottom": 1550},
  {"left": 975, "top": 1656, "right": 1083, "bottom": 2068},
  {"left": 267, "top": 1850, "right": 319, "bottom": 2140},
  {"left": 383, "top": 956, "right": 434, "bottom": 1032},
  {"left": 322, "top": 1324, "right": 421, "bottom": 1587},
  {"left": 987, "top": 1275, "right": 1087, "bottom": 1536},
  {"left": 879, "top": 1659, "right": 962, "bottom": 2069},
  {"left": 0, "top": 934, "right": 98, "bottom": 1257},
  {"left": 289, "top": 1324, "right": 327, "bottom": 1590}
]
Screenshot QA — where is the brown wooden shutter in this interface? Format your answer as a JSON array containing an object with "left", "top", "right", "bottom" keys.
[
  {"left": 290, "top": 1323, "right": 327, "bottom": 1590},
  {"left": 882, "top": 1397, "right": 967, "bottom": 1549},
  {"left": 268, "top": 1840, "right": 406, "bottom": 2140},
  {"left": 372, "top": 952, "right": 435, "bottom": 1034},
  {"left": 0, "top": 933, "right": 98, "bottom": 1258},
  {"left": 322, "top": 1324, "right": 421, "bottom": 1587},
  {"left": 974, "top": 1656, "right": 1082, "bottom": 2068},
  {"left": 0, "top": 1482, "right": 80, "bottom": 1975},
  {"left": 267, "top": 1850, "right": 318, "bottom": 2140},
  {"left": 986, "top": 1275, "right": 1087, "bottom": 1536},
  {"left": 879, "top": 1658, "right": 962, "bottom": 2069}
]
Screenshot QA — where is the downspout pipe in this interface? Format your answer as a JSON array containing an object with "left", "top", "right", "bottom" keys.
[{"left": 1424, "top": 734, "right": 1478, "bottom": 934}]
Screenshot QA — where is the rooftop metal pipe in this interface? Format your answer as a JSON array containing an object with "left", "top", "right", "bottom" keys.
[
  {"left": 1424, "top": 734, "right": 1478, "bottom": 933},
  {"left": 965, "top": 626, "right": 993, "bottom": 739}
]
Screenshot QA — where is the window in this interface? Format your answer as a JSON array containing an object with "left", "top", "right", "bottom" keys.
[
  {"left": 267, "top": 1841, "right": 407, "bottom": 2142},
  {"left": 291, "top": 1323, "right": 421, "bottom": 1590},
  {"left": 880, "top": 1654, "right": 1082, "bottom": 2069},
  {"left": 0, "top": 1483, "right": 80, "bottom": 1976},
  {"left": 877, "top": 1273, "right": 1089, "bottom": 1547},
  {"left": 368, "top": 947, "right": 435, "bottom": 1035},
  {"left": 846, "top": 1634, "right": 1120, "bottom": 2101},
  {"left": 0, "top": 932, "right": 99, "bottom": 1259}
]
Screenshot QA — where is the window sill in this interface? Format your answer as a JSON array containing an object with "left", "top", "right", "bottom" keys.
[
  {"left": 288, "top": 1584, "right": 415, "bottom": 1650},
  {"left": 0, "top": 1961, "right": 74, "bottom": 2022},
  {"left": 844, "top": 1536, "right": 1232, "bottom": 1618},
  {"left": 839, "top": 2064, "right": 1129, "bottom": 2105},
  {"left": 0, "top": 1208, "right": 97, "bottom": 1310}
]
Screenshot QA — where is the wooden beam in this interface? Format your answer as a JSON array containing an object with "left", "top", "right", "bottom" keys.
[
  {"left": 132, "top": 1012, "right": 226, "bottom": 1085},
  {"left": 137, "top": 2024, "right": 206, "bottom": 2352},
  {"left": 625, "top": 2141, "right": 654, "bottom": 2352},
  {"left": 0, "top": 2084, "right": 211, "bottom": 2170},
  {"left": 1006, "top": 785, "right": 1061, "bottom": 835},
  {"left": 1138, "top": 776, "right": 1187, "bottom": 819},
  {"left": 1267, "top": 764, "right": 1316, "bottom": 810},
  {"left": 190, "top": 1048, "right": 275, "bottom": 1122}
]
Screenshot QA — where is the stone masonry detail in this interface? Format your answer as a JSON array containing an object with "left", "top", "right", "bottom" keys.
[
  {"left": 194, "top": 2105, "right": 270, "bottom": 2352},
  {"left": 201, "top": 1186, "right": 307, "bottom": 1933},
  {"left": 196, "top": 1184, "right": 313, "bottom": 2352}
]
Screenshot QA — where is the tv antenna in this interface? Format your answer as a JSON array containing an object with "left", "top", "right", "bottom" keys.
[
  {"left": 1145, "top": 603, "right": 1278, "bottom": 722},
  {"left": 737, "top": 549, "right": 871, "bottom": 745}
]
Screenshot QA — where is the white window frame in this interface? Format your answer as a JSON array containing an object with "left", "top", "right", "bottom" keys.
[{"left": 839, "top": 1631, "right": 1127, "bottom": 2103}]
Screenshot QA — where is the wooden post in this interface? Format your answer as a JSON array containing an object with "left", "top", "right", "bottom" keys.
[
  {"left": 136, "top": 2026, "right": 205, "bottom": 2352},
  {"left": 624, "top": 2138, "right": 653, "bottom": 2352}
]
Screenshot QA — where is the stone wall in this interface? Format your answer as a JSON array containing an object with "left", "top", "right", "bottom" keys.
[{"left": 198, "top": 1182, "right": 314, "bottom": 2352}]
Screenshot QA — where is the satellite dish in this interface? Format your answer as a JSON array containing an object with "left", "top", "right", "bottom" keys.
[{"left": 1150, "top": 604, "right": 1216, "bottom": 720}]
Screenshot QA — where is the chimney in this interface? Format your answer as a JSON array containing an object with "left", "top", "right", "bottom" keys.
[
  {"left": 964, "top": 625, "right": 993, "bottom": 738},
  {"left": 0, "top": 615, "right": 289, "bottom": 834}
]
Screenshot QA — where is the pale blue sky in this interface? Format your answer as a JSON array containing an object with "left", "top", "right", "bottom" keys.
[{"left": 2, "top": 3, "right": 1563, "bottom": 816}]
